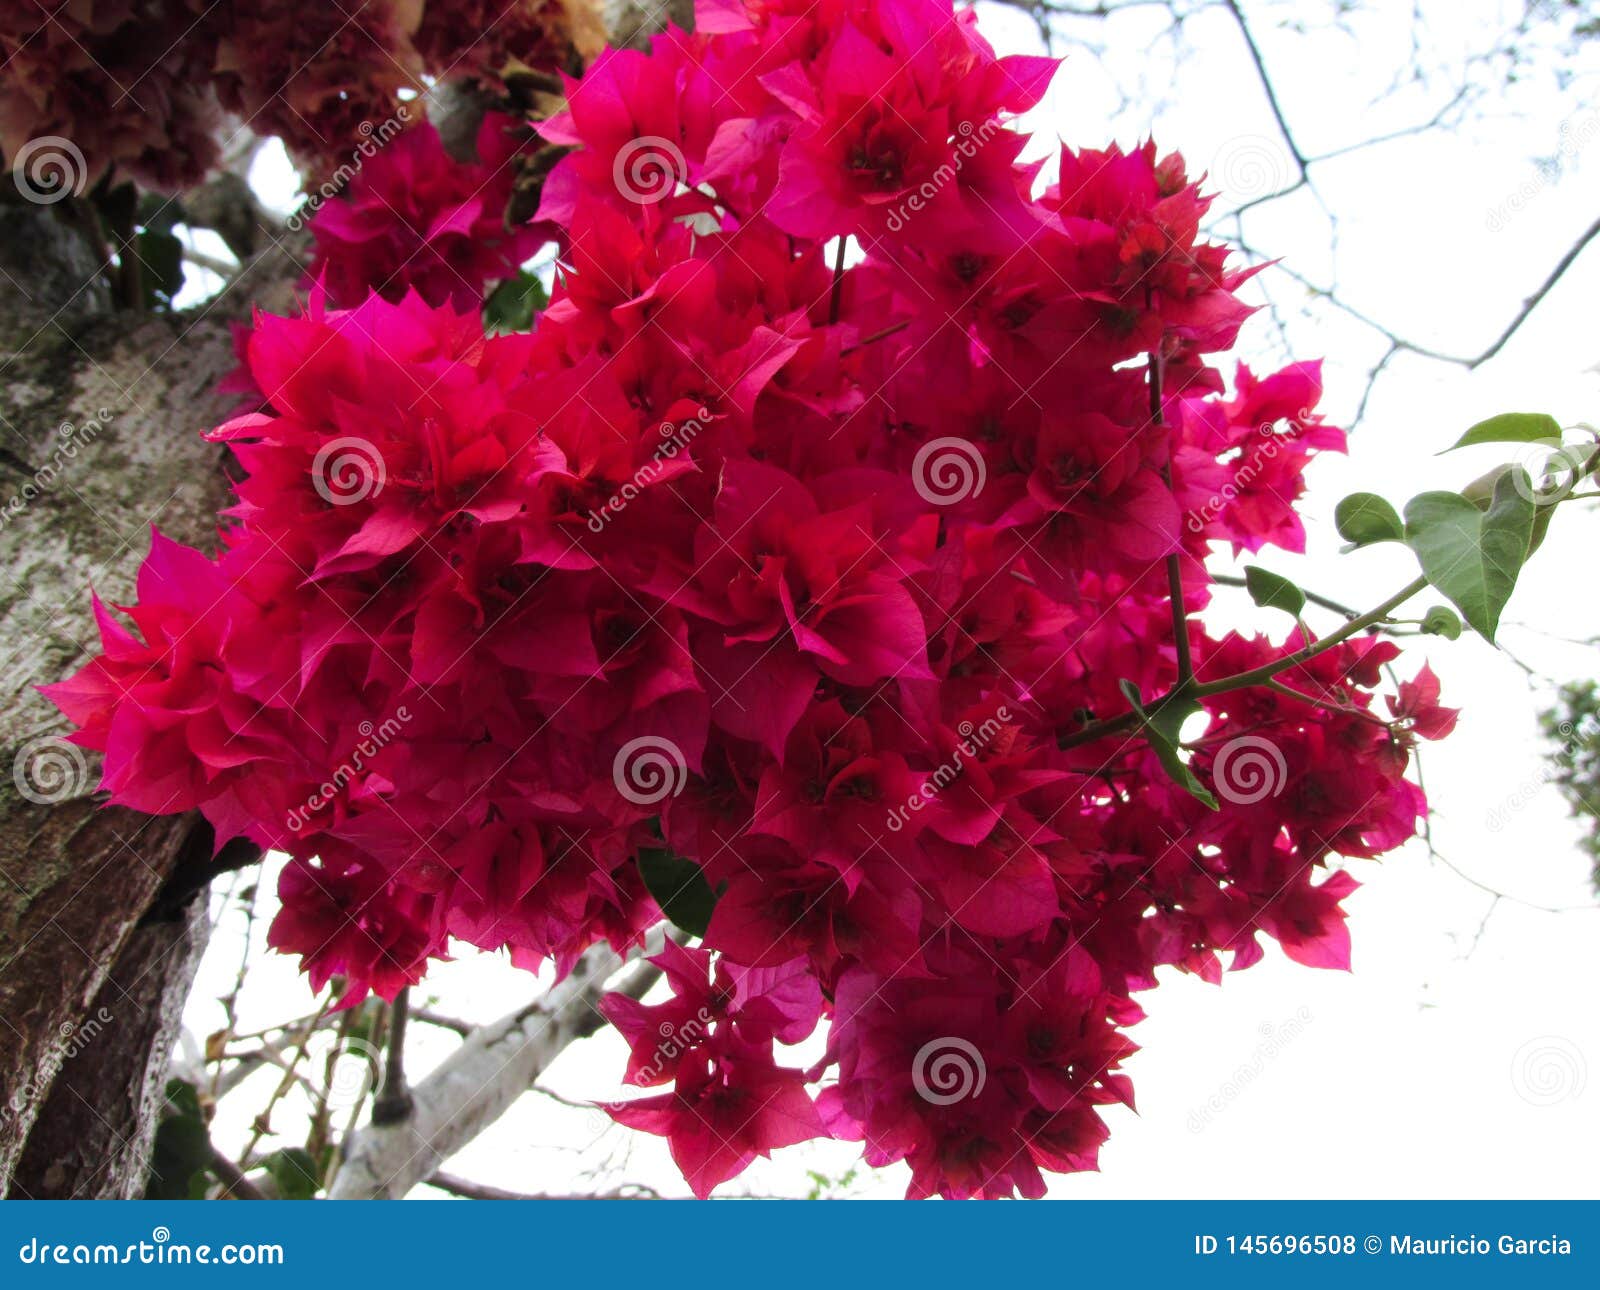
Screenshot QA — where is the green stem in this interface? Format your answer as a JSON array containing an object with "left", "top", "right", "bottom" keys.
[
  {"left": 1058, "top": 575, "right": 1429, "bottom": 751},
  {"left": 1190, "top": 575, "right": 1428, "bottom": 698}
]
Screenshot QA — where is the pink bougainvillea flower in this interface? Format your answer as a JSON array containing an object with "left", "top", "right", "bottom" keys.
[{"left": 306, "top": 113, "right": 546, "bottom": 310}]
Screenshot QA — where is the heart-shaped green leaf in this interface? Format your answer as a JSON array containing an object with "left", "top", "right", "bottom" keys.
[{"left": 1403, "top": 474, "right": 1533, "bottom": 642}]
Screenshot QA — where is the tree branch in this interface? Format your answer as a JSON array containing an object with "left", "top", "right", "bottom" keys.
[
  {"left": 327, "top": 935, "right": 665, "bottom": 1199},
  {"left": 209, "top": 1147, "right": 266, "bottom": 1201},
  {"left": 426, "top": 1171, "right": 659, "bottom": 1201}
]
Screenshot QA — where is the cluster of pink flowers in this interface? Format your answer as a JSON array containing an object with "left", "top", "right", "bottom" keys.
[
  {"left": 1, "top": 1, "right": 221, "bottom": 193},
  {"left": 304, "top": 112, "right": 546, "bottom": 310},
  {"left": 45, "top": 0, "right": 1457, "bottom": 1198},
  {"left": 1, "top": 0, "right": 586, "bottom": 190}
]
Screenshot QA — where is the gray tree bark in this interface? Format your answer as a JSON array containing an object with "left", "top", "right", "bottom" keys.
[{"left": 0, "top": 197, "right": 297, "bottom": 1197}]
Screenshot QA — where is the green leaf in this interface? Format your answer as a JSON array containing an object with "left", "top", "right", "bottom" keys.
[
  {"left": 137, "top": 191, "right": 182, "bottom": 236},
  {"left": 483, "top": 270, "right": 548, "bottom": 334},
  {"left": 1148, "top": 691, "right": 1201, "bottom": 749},
  {"left": 261, "top": 1147, "right": 320, "bottom": 1200},
  {"left": 135, "top": 227, "right": 185, "bottom": 311},
  {"left": 1403, "top": 474, "right": 1534, "bottom": 642},
  {"left": 1445, "top": 411, "right": 1562, "bottom": 452},
  {"left": 1334, "top": 492, "right": 1404, "bottom": 548},
  {"left": 1420, "top": 605, "right": 1463, "bottom": 639},
  {"left": 144, "top": 1078, "right": 213, "bottom": 1200},
  {"left": 637, "top": 847, "right": 721, "bottom": 938},
  {"left": 1243, "top": 565, "right": 1306, "bottom": 619},
  {"left": 163, "top": 1076, "right": 203, "bottom": 1121},
  {"left": 1117, "top": 679, "right": 1218, "bottom": 810}
]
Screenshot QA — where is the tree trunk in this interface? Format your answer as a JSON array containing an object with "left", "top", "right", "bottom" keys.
[
  {"left": 8, "top": 897, "right": 210, "bottom": 1198},
  {"left": 0, "top": 198, "right": 293, "bottom": 1196}
]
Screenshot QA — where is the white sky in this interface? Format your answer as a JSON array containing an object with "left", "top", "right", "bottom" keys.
[{"left": 184, "top": 0, "right": 1600, "bottom": 1199}]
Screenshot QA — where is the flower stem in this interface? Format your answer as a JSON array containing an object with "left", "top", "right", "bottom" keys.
[{"left": 1057, "top": 575, "right": 1430, "bottom": 751}]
